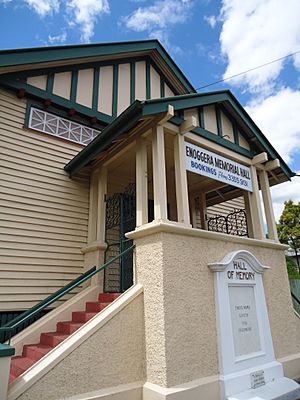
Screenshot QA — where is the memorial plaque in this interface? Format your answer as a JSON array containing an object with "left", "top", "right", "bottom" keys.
[{"left": 228, "top": 285, "right": 261, "bottom": 357}]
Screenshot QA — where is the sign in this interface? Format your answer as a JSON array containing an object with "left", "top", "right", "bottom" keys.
[
  {"left": 185, "top": 142, "right": 253, "bottom": 192},
  {"left": 251, "top": 370, "right": 266, "bottom": 389}
]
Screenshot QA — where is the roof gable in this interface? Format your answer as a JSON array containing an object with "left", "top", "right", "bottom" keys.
[{"left": 65, "top": 91, "right": 293, "bottom": 181}]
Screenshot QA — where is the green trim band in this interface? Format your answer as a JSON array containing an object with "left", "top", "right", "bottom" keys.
[
  {"left": 92, "top": 67, "right": 100, "bottom": 111},
  {"left": 146, "top": 61, "right": 151, "bottom": 100},
  {"left": 112, "top": 64, "right": 119, "bottom": 117},
  {"left": 70, "top": 70, "right": 78, "bottom": 103},
  {"left": 130, "top": 62, "right": 135, "bottom": 104},
  {"left": 46, "top": 73, "right": 54, "bottom": 93},
  {"left": 215, "top": 104, "right": 223, "bottom": 137}
]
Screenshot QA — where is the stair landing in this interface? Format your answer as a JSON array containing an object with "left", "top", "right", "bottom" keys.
[{"left": 9, "top": 292, "right": 121, "bottom": 384}]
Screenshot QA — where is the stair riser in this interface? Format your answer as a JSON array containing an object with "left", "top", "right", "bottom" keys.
[
  {"left": 57, "top": 322, "right": 83, "bottom": 334},
  {"left": 98, "top": 293, "right": 120, "bottom": 302},
  {"left": 23, "top": 347, "right": 51, "bottom": 361},
  {"left": 10, "top": 364, "right": 27, "bottom": 378},
  {"left": 40, "top": 334, "right": 66, "bottom": 347},
  {"left": 85, "top": 302, "right": 109, "bottom": 312},
  {"left": 72, "top": 312, "right": 97, "bottom": 323}
]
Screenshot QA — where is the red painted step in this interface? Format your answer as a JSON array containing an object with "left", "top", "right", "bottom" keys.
[
  {"left": 85, "top": 301, "right": 110, "bottom": 312},
  {"left": 57, "top": 321, "right": 84, "bottom": 334},
  {"left": 98, "top": 293, "right": 121, "bottom": 302},
  {"left": 9, "top": 292, "right": 121, "bottom": 385},
  {"left": 72, "top": 311, "right": 97, "bottom": 323}
]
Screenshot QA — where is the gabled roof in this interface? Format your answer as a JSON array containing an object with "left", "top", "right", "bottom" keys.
[
  {"left": 0, "top": 40, "right": 195, "bottom": 94},
  {"left": 65, "top": 90, "right": 294, "bottom": 181}
]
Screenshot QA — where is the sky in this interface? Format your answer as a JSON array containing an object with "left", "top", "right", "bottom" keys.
[{"left": 0, "top": 0, "right": 299, "bottom": 221}]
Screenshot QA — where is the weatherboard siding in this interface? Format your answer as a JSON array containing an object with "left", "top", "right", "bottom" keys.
[{"left": 0, "top": 88, "right": 89, "bottom": 311}]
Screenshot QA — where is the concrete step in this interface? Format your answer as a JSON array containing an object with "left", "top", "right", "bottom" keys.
[
  {"left": 10, "top": 356, "right": 36, "bottom": 378},
  {"left": 23, "top": 344, "right": 53, "bottom": 361},
  {"left": 98, "top": 293, "right": 121, "bottom": 302},
  {"left": 57, "top": 321, "right": 84, "bottom": 334}
]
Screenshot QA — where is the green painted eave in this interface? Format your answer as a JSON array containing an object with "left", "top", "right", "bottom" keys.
[
  {"left": 65, "top": 90, "right": 294, "bottom": 180},
  {"left": 65, "top": 101, "right": 143, "bottom": 176},
  {"left": 0, "top": 40, "right": 195, "bottom": 94}
]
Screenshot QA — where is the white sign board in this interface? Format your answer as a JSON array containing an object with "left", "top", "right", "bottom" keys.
[{"left": 185, "top": 142, "right": 253, "bottom": 192}]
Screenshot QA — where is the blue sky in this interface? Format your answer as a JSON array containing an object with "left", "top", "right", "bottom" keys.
[{"left": 0, "top": 0, "right": 300, "bottom": 219}]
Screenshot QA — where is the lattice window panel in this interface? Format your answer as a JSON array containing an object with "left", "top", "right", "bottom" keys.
[{"left": 28, "top": 107, "right": 101, "bottom": 145}]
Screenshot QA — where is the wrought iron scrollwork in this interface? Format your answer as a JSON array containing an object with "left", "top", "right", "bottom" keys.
[{"left": 207, "top": 209, "right": 248, "bottom": 237}]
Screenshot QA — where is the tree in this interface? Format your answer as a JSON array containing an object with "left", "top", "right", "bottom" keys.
[{"left": 277, "top": 200, "right": 300, "bottom": 272}]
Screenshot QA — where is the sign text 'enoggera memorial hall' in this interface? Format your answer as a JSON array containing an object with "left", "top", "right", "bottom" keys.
[{"left": 0, "top": 40, "right": 299, "bottom": 400}]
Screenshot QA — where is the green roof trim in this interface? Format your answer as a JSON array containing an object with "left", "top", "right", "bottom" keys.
[
  {"left": 65, "top": 90, "right": 294, "bottom": 180},
  {"left": 0, "top": 40, "right": 195, "bottom": 94}
]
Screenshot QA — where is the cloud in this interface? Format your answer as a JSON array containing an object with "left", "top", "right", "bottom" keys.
[
  {"left": 246, "top": 87, "right": 300, "bottom": 164},
  {"left": 204, "top": 14, "right": 217, "bottom": 29},
  {"left": 121, "top": 0, "right": 193, "bottom": 51},
  {"left": 48, "top": 32, "right": 67, "bottom": 44},
  {"left": 24, "top": 0, "right": 60, "bottom": 16},
  {"left": 219, "top": 0, "right": 300, "bottom": 94},
  {"left": 66, "top": 0, "right": 110, "bottom": 43},
  {"left": 271, "top": 173, "right": 300, "bottom": 222}
]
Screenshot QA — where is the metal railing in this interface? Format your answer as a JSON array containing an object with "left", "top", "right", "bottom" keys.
[
  {"left": 291, "top": 291, "right": 300, "bottom": 315},
  {"left": 0, "top": 244, "right": 135, "bottom": 344}
]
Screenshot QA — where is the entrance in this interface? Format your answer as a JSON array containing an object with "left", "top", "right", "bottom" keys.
[{"left": 104, "top": 184, "right": 136, "bottom": 293}]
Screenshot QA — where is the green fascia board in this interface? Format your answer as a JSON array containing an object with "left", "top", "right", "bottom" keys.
[
  {"left": 0, "top": 40, "right": 195, "bottom": 94},
  {"left": 0, "top": 78, "right": 113, "bottom": 125},
  {"left": 65, "top": 101, "right": 143, "bottom": 176},
  {"left": 0, "top": 343, "right": 15, "bottom": 357}
]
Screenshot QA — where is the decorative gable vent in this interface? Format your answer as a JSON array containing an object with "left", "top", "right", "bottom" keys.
[{"left": 28, "top": 107, "right": 101, "bottom": 146}]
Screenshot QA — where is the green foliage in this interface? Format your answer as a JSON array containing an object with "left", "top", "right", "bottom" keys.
[
  {"left": 277, "top": 200, "right": 300, "bottom": 269},
  {"left": 286, "top": 256, "right": 300, "bottom": 279}
]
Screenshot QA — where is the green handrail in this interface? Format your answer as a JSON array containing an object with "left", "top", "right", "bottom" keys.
[
  {"left": 0, "top": 244, "right": 135, "bottom": 343},
  {"left": 291, "top": 291, "right": 300, "bottom": 306}
]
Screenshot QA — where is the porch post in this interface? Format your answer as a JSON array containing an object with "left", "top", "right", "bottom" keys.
[
  {"left": 244, "top": 165, "right": 265, "bottom": 240},
  {"left": 136, "top": 137, "right": 148, "bottom": 227},
  {"left": 0, "top": 344, "right": 15, "bottom": 400},
  {"left": 152, "top": 125, "right": 168, "bottom": 222},
  {"left": 96, "top": 166, "right": 107, "bottom": 243},
  {"left": 198, "top": 192, "right": 207, "bottom": 230},
  {"left": 174, "top": 133, "right": 190, "bottom": 225},
  {"left": 259, "top": 170, "right": 279, "bottom": 241}
]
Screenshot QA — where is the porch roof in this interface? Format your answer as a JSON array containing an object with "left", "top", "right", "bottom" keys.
[{"left": 64, "top": 90, "right": 294, "bottom": 181}]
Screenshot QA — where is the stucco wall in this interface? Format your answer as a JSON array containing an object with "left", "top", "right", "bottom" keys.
[
  {"left": 133, "top": 227, "right": 300, "bottom": 389},
  {"left": 17, "top": 293, "right": 146, "bottom": 400}
]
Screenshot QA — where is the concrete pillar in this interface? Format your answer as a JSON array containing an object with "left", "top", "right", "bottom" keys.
[
  {"left": 152, "top": 125, "right": 168, "bottom": 222},
  {"left": 244, "top": 166, "right": 265, "bottom": 240},
  {"left": 136, "top": 137, "right": 148, "bottom": 227},
  {"left": 259, "top": 170, "right": 279, "bottom": 241},
  {"left": 174, "top": 134, "right": 191, "bottom": 226},
  {"left": 0, "top": 344, "right": 15, "bottom": 400}
]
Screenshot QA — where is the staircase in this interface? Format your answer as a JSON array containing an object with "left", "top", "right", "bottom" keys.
[{"left": 9, "top": 292, "right": 121, "bottom": 384}]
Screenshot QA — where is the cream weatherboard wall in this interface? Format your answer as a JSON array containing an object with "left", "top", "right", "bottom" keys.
[{"left": 0, "top": 88, "right": 89, "bottom": 311}]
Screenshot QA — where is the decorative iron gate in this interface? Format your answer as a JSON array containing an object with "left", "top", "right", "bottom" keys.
[
  {"left": 104, "top": 184, "right": 136, "bottom": 293},
  {"left": 207, "top": 209, "right": 248, "bottom": 237}
]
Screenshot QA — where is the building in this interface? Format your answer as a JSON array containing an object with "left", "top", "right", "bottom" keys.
[{"left": 0, "top": 40, "right": 299, "bottom": 400}]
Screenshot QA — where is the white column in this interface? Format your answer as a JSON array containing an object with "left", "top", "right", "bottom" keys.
[
  {"left": 136, "top": 137, "right": 148, "bottom": 227},
  {"left": 243, "top": 192, "right": 254, "bottom": 238},
  {"left": 259, "top": 170, "right": 279, "bottom": 241},
  {"left": 174, "top": 134, "right": 190, "bottom": 225},
  {"left": 190, "top": 196, "right": 197, "bottom": 228},
  {"left": 87, "top": 171, "right": 98, "bottom": 243},
  {"left": 96, "top": 166, "right": 107, "bottom": 242},
  {"left": 244, "top": 166, "right": 265, "bottom": 240},
  {"left": 152, "top": 125, "right": 168, "bottom": 222}
]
